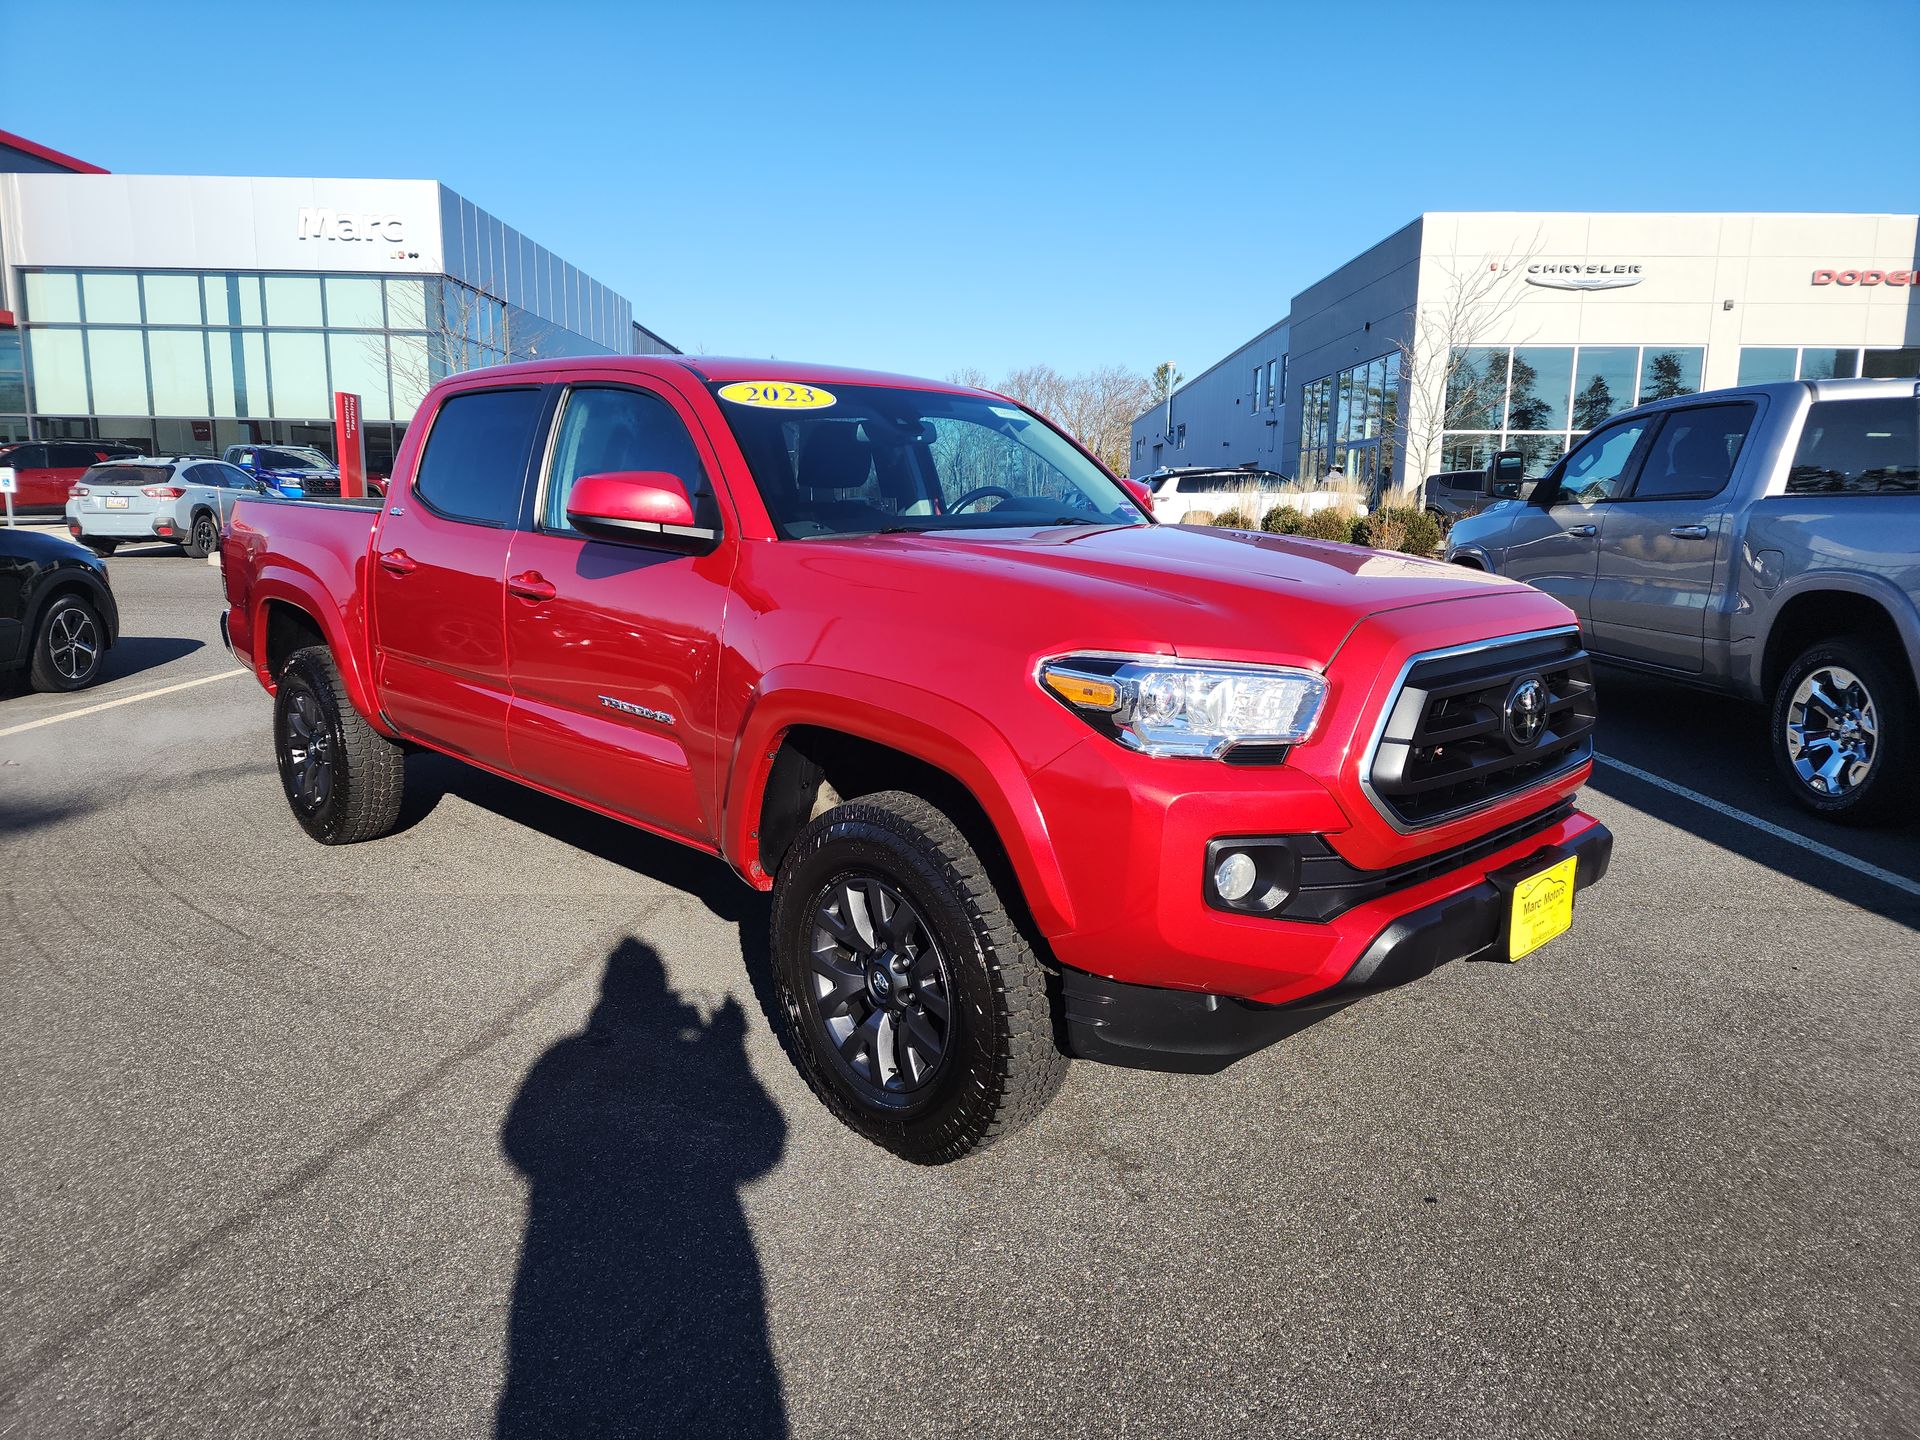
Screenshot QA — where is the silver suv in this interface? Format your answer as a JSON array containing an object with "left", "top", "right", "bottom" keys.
[{"left": 65, "top": 457, "right": 260, "bottom": 558}]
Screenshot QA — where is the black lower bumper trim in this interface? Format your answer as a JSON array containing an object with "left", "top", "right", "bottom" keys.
[{"left": 1057, "top": 821, "right": 1614, "bottom": 1075}]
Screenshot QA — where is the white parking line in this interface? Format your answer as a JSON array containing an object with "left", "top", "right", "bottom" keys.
[
  {"left": 0, "top": 669, "right": 249, "bottom": 739},
  {"left": 1594, "top": 753, "right": 1920, "bottom": 900}
]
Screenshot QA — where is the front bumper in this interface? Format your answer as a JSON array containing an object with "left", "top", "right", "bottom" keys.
[{"left": 1058, "top": 819, "right": 1613, "bottom": 1072}]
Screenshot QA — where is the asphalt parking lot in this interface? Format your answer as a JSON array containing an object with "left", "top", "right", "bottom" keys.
[{"left": 3, "top": 544, "right": 1916, "bottom": 1439}]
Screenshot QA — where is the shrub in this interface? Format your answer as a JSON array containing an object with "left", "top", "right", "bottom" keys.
[
  {"left": 1209, "top": 507, "right": 1250, "bottom": 529},
  {"left": 1357, "top": 505, "right": 1444, "bottom": 557},
  {"left": 1180, "top": 509, "right": 1216, "bottom": 526},
  {"left": 1295, "top": 507, "right": 1357, "bottom": 542},
  {"left": 1260, "top": 505, "right": 1302, "bottom": 534}
]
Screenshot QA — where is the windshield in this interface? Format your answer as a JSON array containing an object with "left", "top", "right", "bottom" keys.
[
  {"left": 261, "top": 446, "right": 335, "bottom": 471},
  {"left": 708, "top": 382, "right": 1144, "bottom": 539}
]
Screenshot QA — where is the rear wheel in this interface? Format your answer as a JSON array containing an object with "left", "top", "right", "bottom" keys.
[
  {"left": 183, "top": 510, "right": 219, "bottom": 559},
  {"left": 273, "top": 645, "right": 405, "bottom": 844},
  {"left": 1771, "top": 638, "right": 1916, "bottom": 825},
  {"left": 28, "top": 593, "right": 106, "bottom": 692},
  {"left": 769, "top": 790, "right": 1066, "bottom": 1164}
]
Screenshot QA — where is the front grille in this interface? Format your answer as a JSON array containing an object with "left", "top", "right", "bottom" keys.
[{"left": 1366, "top": 629, "right": 1596, "bottom": 829}]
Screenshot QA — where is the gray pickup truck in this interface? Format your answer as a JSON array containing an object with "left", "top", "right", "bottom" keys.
[{"left": 1445, "top": 378, "right": 1919, "bottom": 822}]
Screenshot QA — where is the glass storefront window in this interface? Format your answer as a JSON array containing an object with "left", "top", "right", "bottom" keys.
[
  {"left": 1640, "top": 348, "right": 1701, "bottom": 400},
  {"left": 386, "top": 278, "right": 429, "bottom": 332},
  {"left": 143, "top": 274, "right": 203, "bottom": 326},
  {"left": 25, "top": 272, "right": 80, "bottom": 324},
  {"left": 1737, "top": 348, "right": 1797, "bottom": 385},
  {"left": 325, "top": 277, "right": 385, "bottom": 330},
  {"left": 82, "top": 273, "right": 142, "bottom": 325},
  {"left": 1571, "top": 347, "right": 1637, "bottom": 429},
  {"left": 148, "top": 330, "right": 210, "bottom": 415},
  {"left": 1862, "top": 348, "right": 1920, "bottom": 379},
  {"left": 390, "top": 334, "right": 430, "bottom": 419},
  {"left": 265, "top": 276, "right": 324, "bottom": 328},
  {"left": 1798, "top": 347, "right": 1860, "bottom": 381},
  {"left": 1506, "top": 347, "right": 1573, "bottom": 432},
  {"left": 327, "top": 333, "right": 392, "bottom": 422},
  {"left": 26, "top": 329, "right": 86, "bottom": 411},
  {"left": 87, "top": 330, "right": 149, "bottom": 413},
  {"left": 1446, "top": 347, "right": 1507, "bottom": 430},
  {"left": 268, "top": 331, "right": 328, "bottom": 417}
]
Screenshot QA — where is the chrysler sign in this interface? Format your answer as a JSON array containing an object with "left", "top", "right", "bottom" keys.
[
  {"left": 1524, "top": 262, "right": 1645, "bottom": 292},
  {"left": 297, "top": 208, "right": 406, "bottom": 243}
]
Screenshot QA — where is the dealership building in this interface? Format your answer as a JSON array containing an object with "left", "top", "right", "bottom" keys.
[
  {"left": 1131, "top": 211, "right": 1920, "bottom": 495},
  {"left": 0, "top": 130, "right": 674, "bottom": 475}
]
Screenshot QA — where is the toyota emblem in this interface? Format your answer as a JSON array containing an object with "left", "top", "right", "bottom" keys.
[{"left": 1503, "top": 676, "right": 1549, "bottom": 749}]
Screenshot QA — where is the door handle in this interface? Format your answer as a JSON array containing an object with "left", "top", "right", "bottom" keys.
[
  {"left": 377, "top": 548, "right": 417, "bottom": 575},
  {"left": 508, "top": 570, "right": 556, "bottom": 602},
  {"left": 1669, "top": 524, "right": 1711, "bottom": 539},
  {"left": 1564, "top": 524, "right": 1598, "bottom": 538}
]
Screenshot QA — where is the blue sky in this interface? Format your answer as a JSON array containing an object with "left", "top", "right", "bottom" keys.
[{"left": 11, "top": 0, "right": 1918, "bottom": 380}]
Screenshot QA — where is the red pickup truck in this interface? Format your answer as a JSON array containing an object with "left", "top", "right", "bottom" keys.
[{"left": 222, "top": 356, "right": 1612, "bottom": 1163}]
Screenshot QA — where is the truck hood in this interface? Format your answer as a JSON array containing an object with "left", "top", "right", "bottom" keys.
[{"left": 793, "top": 522, "right": 1530, "bottom": 668}]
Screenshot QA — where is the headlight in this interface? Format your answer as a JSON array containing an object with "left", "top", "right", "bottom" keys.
[{"left": 1037, "top": 653, "right": 1327, "bottom": 759}]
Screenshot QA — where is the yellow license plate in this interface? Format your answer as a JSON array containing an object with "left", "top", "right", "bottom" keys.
[
  {"left": 1508, "top": 856, "right": 1577, "bottom": 961},
  {"left": 105, "top": 496, "right": 130, "bottom": 508}
]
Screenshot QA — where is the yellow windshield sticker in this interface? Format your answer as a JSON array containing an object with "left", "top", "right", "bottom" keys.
[{"left": 718, "top": 381, "right": 837, "bottom": 410}]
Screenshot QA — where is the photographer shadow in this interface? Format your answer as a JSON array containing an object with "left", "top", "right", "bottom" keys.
[{"left": 497, "top": 937, "right": 788, "bottom": 1438}]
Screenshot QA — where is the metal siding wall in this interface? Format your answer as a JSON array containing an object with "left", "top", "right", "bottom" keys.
[{"left": 1129, "top": 322, "right": 1291, "bottom": 477}]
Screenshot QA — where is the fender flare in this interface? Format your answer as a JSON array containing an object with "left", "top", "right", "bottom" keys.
[
  {"left": 247, "top": 564, "right": 386, "bottom": 729},
  {"left": 722, "top": 665, "right": 1077, "bottom": 935},
  {"left": 1755, "top": 570, "right": 1920, "bottom": 694}
]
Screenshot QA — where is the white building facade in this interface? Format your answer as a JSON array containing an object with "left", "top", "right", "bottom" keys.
[
  {"left": 0, "top": 134, "right": 673, "bottom": 473},
  {"left": 1141, "top": 212, "right": 1920, "bottom": 498}
]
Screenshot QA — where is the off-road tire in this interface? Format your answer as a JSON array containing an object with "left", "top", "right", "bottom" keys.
[
  {"left": 770, "top": 790, "right": 1066, "bottom": 1164},
  {"left": 183, "top": 510, "right": 219, "bottom": 559},
  {"left": 1771, "top": 637, "right": 1917, "bottom": 826},
  {"left": 28, "top": 593, "right": 106, "bottom": 692},
  {"left": 274, "top": 645, "right": 405, "bottom": 844}
]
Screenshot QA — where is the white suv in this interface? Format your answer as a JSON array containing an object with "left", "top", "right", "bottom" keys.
[
  {"left": 65, "top": 457, "right": 260, "bottom": 558},
  {"left": 1144, "top": 468, "right": 1294, "bottom": 525}
]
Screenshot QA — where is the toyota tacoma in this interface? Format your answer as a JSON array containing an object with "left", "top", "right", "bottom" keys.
[{"left": 222, "top": 357, "right": 1613, "bottom": 1163}]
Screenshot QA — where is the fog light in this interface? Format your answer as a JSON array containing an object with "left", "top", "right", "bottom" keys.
[{"left": 1213, "top": 851, "right": 1258, "bottom": 903}]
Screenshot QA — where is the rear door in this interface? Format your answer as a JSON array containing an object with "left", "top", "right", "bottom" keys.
[
  {"left": 370, "top": 384, "right": 551, "bottom": 768},
  {"left": 503, "top": 381, "right": 734, "bottom": 842},
  {"left": 6, "top": 444, "right": 57, "bottom": 510},
  {"left": 1498, "top": 416, "right": 1656, "bottom": 626},
  {"left": 1589, "top": 400, "right": 1758, "bottom": 672}
]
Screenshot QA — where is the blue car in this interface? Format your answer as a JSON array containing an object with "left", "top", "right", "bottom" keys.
[{"left": 222, "top": 444, "right": 340, "bottom": 500}]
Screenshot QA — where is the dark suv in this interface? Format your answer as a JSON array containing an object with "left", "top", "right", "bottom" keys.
[{"left": 0, "top": 441, "right": 144, "bottom": 514}]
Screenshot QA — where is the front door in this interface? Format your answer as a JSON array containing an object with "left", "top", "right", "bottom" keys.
[
  {"left": 1590, "top": 401, "right": 1758, "bottom": 672},
  {"left": 370, "top": 384, "right": 550, "bottom": 769},
  {"left": 504, "top": 382, "right": 734, "bottom": 844},
  {"left": 1498, "top": 415, "right": 1656, "bottom": 626}
]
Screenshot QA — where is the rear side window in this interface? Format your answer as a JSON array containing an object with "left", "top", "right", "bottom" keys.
[
  {"left": 1632, "top": 403, "right": 1756, "bottom": 501},
  {"left": 1787, "top": 398, "right": 1920, "bottom": 495},
  {"left": 413, "top": 388, "right": 545, "bottom": 526},
  {"left": 541, "top": 386, "right": 719, "bottom": 533}
]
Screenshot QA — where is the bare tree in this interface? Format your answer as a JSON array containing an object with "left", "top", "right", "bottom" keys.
[
  {"left": 375, "top": 280, "right": 557, "bottom": 418},
  {"left": 952, "top": 363, "right": 1151, "bottom": 474},
  {"left": 1391, "top": 236, "right": 1544, "bottom": 490}
]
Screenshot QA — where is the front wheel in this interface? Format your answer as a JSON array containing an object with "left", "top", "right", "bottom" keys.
[
  {"left": 1771, "top": 638, "right": 1916, "bottom": 825},
  {"left": 273, "top": 645, "right": 405, "bottom": 844},
  {"left": 769, "top": 790, "right": 1066, "bottom": 1164},
  {"left": 183, "top": 511, "right": 219, "bottom": 559}
]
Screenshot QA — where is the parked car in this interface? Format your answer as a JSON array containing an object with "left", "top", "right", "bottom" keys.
[
  {"left": 1422, "top": 467, "right": 1533, "bottom": 523},
  {"left": 1143, "top": 466, "right": 1293, "bottom": 524},
  {"left": 223, "top": 355, "right": 1612, "bottom": 1163},
  {"left": 66, "top": 456, "right": 260, "bottom": 557},
  {"left": 223, "top": 444, "right": 341, "bottom": 499},
  {"left": 1446, "top": 377, "right": 1919, "bottom": 822},
  {"left": 0, "top": 440, "right": 144, "bottom": 514},
  {"left": 0, "top": 524, "right": 118, "bottom": 691}
]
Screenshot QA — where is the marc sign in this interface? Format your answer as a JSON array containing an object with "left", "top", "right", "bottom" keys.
[
  {"left": 1524, "top": 262, "right": 1645, "bottom": 292},
  {"left": 1812, "top": 268, "right": 1914, "bottom": 286},
  {"left": 297, "top": 208, "right": 406, "bottom": 243}
]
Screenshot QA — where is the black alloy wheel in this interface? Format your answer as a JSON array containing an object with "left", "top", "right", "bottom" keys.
[
  {"left": 185, "top": 512, "right": 219, "bottom": 559},
  {"left": 273, "top": 645, "right": 406, "bottom": 845},
  {"left": 804, "top": 873, "right": 956, "bottom": 1100},
  {"left": 769, "top": 790, "right": 1066, "bottom": 1164},
  {"left": 29, "top": 595, "right": 105, "bottom": 692}
]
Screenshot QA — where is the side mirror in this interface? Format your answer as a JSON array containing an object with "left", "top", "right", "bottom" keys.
[
  {"left": 566, "top": 471, "right": 718, "bottom": 550},
  {"left": 1120, "top": 477, "right": 1155, "bottom": 514},
  {"left": 1485, "top": 449, "right": 1526, "bottom": 499}
]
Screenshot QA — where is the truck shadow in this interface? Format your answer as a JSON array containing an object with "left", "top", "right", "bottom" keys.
[{"left": 496, "top": 936, "right": 789, "bottom": 1438}]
